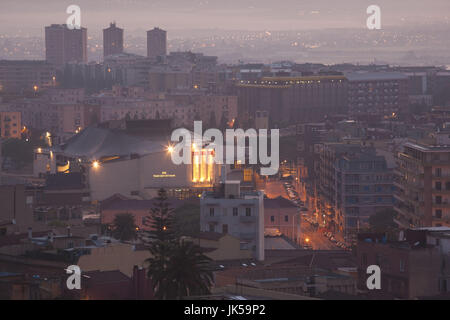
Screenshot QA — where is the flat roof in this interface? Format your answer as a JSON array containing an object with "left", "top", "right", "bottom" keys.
[{"left": 345, "top": 72, "right": 408, "bottom": 81}]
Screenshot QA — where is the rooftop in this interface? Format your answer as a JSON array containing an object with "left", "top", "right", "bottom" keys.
[{"left": 345, "top": 72, "right": 408, "bottom": 81}]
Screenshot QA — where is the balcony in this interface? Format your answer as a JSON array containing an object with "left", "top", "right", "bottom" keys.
[
  {"left": 432, "top": 174, "right": 450, "bottom": 180},
  {"left": 240, "top": 216, "right": 257, "bottom": 223},
  {"left": 432, "top": 202, "right": 450, "bottom": 208},
  {"left": 204, "top": 215, "right": 220, "bottom": 224},
  {"left": 432, "top": 189, "right": 450, "bottom": 195}
]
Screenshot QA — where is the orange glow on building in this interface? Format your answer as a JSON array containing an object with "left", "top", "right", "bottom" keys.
[{"left": 192, "top": 148, "right": 214, "bottom": 184}]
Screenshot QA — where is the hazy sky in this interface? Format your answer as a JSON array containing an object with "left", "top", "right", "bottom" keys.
[{"left": 1, "top": 0, "right": 449, "bottom": 35}]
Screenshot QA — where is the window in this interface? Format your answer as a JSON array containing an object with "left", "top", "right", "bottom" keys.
[
  {"left": 245, "top": 208, "right": 251, "bottom": 216},
  {"left": 435, "top": 181, "right": 442, "bottom": 191},
  {"left": 400, "top": 259, "right": 405, "bottom": 272},
  {"left": 435, "top": 168, "right": 442, "bottom": 177},
  {"left": 233, "top": 208, "right": 238, "bottom": 216},
  {"left": 222, "top": 224, "right": 228, "bottom": 234},
  {"left": 285, "top": 215, "right": 289, "bottom": 222},
  {"left": 209, "top": 224, "right": 215, "bottom": 232},
  {"left": 436, "top": 196, "right": 442, "bottom": 204},
  {"left": 270, "top": 216, "right": 275, "bottom": 223},
  {"left": 209, "top": 208, "right": 214, "bottom": 216},
  {"left": 435, "top": 210, "right": 442, "bottom": 219}
]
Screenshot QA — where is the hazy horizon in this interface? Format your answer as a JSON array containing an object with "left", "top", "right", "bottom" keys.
[{"left": 0, "top": 0, "right": 449, "bottom": 36}]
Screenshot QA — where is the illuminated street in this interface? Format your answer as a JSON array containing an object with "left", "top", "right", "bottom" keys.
[{"left": 263, "top": 179, "right": 339, "bottom": 251}]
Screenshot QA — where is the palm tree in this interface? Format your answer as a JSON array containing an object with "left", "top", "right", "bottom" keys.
[
  {"left": 145, "top": 189, "right": 213, "bottom": 299},
  {"left": 146, "top": 240, "right": 177, "bottom": 299},
  {"left": 167, "top": 240, "right": 213, "bottom": 299},
  {"left": 112, "top": 213, "right": 137, "bottom": 241}
]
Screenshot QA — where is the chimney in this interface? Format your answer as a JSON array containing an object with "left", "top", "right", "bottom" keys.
[{"left": 28, "top": 227, "right": 32, "bottom": 239}]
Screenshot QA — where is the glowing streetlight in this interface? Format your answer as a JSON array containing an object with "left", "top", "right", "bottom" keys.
[
  {"left": 167, "top": 145, "right": 174, "bottom": 153},
  {"left": 92, "top": 161, "right": 100, "bottom": 169}
]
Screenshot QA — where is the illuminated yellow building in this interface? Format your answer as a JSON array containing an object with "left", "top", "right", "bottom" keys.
[{"left": 192, "top": 147, "right": 215, "bottom": 185}]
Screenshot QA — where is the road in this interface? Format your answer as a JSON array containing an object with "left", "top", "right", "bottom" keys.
[{"left": 263, "top": 179, "right": 338, "bottom": 250}]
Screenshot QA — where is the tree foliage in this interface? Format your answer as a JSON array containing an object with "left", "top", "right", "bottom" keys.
[
  {"left": 112, "top": 213, "right": 137, "bottom": 241},
  {"left": 144, "top": 189, "right": 213, "bottom": 300}
]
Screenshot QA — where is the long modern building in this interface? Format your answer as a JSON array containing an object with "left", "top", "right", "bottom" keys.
[
  {"left": 0, "top": 60, "right": 56, "bottom": 93},
  {"left": 45, "top": 24, "right": 88, "bottom": 66},
  {"left": 236, "top": 75, "right": 348, "bottom": 126}
]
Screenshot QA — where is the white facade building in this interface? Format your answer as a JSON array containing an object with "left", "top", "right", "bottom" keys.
[{"left": 200, "top": 181, "right": 265, "bottom": 261}]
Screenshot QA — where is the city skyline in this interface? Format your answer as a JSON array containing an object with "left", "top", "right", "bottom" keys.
[
  {"left": 0, "top": 0, "right": 449, "bottom": 35},
  {"left": 1, "top": 1, "right": 450, "bottom": 302}
]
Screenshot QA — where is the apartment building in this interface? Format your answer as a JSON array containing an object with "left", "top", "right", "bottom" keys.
[
  {"left": 0, "top": 60, "right": 55, "bottom": 93},
  {"left": 357, "top": 232, "right": 442, "bottom": 299},
  {"left": 0, "top": 112, "right": 21, "bottom": 139},
  {"left": 147, "top": 28, "right": 167, "bottom": 61},
  {"left": 103, "top": 23, "right": 124, "bottom": 58},
  {"left": 318, "top": 143, "right": 395, "bottom": 239},
  {"left": 395, "top": 142, "right": 450, "bottom": 228},
  {"left": 45, "top": 24, "right": 87, "bottom": 66},
  {"left": 335, "top": 151, "right": 395, "bottom": 239},
  {"left": 346, "top": 72, "right": 409, "bottom": 119},
  {"left": 200, "top": 181, "right": 265, "bottom": 261},
  {"left": 2, "top": 98, "right": 91, "bottom": 139}
]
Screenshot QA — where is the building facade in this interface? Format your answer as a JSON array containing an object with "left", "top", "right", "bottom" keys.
[
  {"left": 0, "top": 60, "right": 55, "bottom": 93},
  {"left": 45, "top": 24, "right": 88, "bottom": 66},
  {"left": 347, "top": 72, "right": 409, "bottom": 119},
  {"left": 103, "top": 23, "right": 124, "bottom": 58},
  {"left": 200, "top": 182, "right": 265, "bottom": 261},
  {"left": 147, "top": 28, "right": 167, "bottom": 61},
  {"left": 395, "top": 142, "right": 450, "bottom": 228},
  {"left": 0, "top": 112, "right": 21, "bottom": 139}
]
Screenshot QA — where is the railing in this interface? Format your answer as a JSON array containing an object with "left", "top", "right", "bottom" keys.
[{"left": 204, "top": 215, "right": 220, "bottom": 223}]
